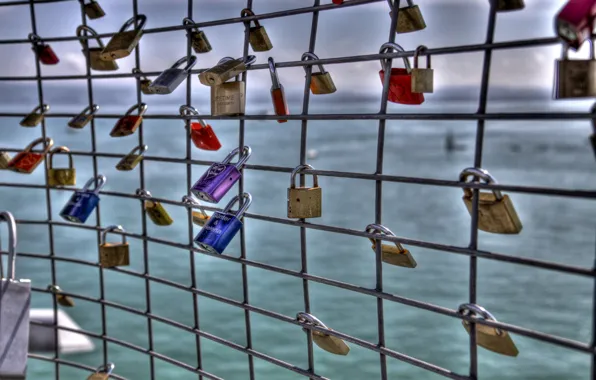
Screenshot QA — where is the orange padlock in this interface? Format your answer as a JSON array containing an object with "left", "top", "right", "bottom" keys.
[
  {"left": 268, "top": 57, "right": 289, "bottom": 123},
  {"left": 8, "top": 137, "right": 54, "bottom": 174},
  {"left": 179, "top": 105, "right": 222, "bottom": 151},
  {"left": 110, "top": 103, "right": 147, "bottom": 137},
  {"left": 378, "top": 42, "right": 424, "bottom": 105}
]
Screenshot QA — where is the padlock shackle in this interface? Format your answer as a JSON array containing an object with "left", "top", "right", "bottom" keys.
[
  {"left": 49, "top": 146, "right": 73, "bottom": 169},
  {"left": 296, "top": 312, "right": 328, "bottom": 329},
  {"left": 82, "top": 174, "right": 107, "bottom": 194},
  {"left": 301, "top": 52, "right": 326, "bottom": 74},
  {"left": 120, "top": 14, "right": 147, "bottom": 33},
  {"left": 457, "top": 303, "right": 502, "bottom": 334},
  {"left": 562, "top": 38, "right": 595, "bottom": 60},
  {"left": 268, "top": 57, "right": 282, "bottom": 90},
  {"left": 127, "top": 144, "right": 148, "bottom": 157},
  {"left": 47, "top": 284, "right": 62, "bottom": 293},
  {"left": 95, "top": 362, "right": 115, "bottom": 375},
  {"left": 135, "top": 188, "right": 152, "bottom": 198},
  {"left": 240, "top": 8, "right": 261, "bottom": 28},
  {"left": 459, "top": 167, "right": 503, "bottom": 200},
  {"left": 30, "top": 103, "right": 50, "bottom": 115},
  {"left": 365, "top": 223, "right": 406, "bottom": 252},
  {"left": 290, "top": 164, "right": 318, "bottom": 189},
  {"left": 217, "top": 56, "right": 235, "bottom": 66},
  {"left": 170, "top": 55, "right": 197, "bottom": 71},
  {"left": 76, "top": 104, "right": 99, "bottom": 118},
  {"left": 101, "top": 225, "right": 127, "bottom": 245},
  {"left": 124, "top": 103, "right": 148, "bottom": 117},
  {"left": 0, "top": 211, "right": 17, "bottom": 280},
  {"left": 221, "top": 146, "right": 251, "bottom": 168},
  {"left": 183, "top": 17, "right": 201, "bottom": 32},
  {"left": 28, "top": 33, "right": 42, "bottom": 45},
  {"left": 413, "top": 45, "right": 430, "bottom": 69},
  {"left": 182, "top": 195, "right": 208, "bottom": 218},
  {"left": 179, "top": 105, "right": 199, "bottom": 116},
  {"left": 387, "top": 0, "right": 415, "bottom": 9},
  {"left": 76, "top": 25, "right": 103, "bottom": 49},
  {"left": 221, "top": 192, "right": 252, "bottom": 218},
  {"left": 25, "top": 137, "right": 54, "bottom": 154},
  {"left": 132, "top": 68, "right": 149, "bottom": 81},
  {"left": 379, "top": 42, "right": 411, "bottom": 72}
]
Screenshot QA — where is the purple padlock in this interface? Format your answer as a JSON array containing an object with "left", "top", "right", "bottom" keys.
[{"left": 190, "top": 146, "right": 251, "bottom": 203}]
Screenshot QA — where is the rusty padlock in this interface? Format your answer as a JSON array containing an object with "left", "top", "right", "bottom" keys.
[
  {"left": 378, "top": 42, "right": 424, "bottom": 105},
  {"left": 269, "top": 57, "right": 289, "bottom": 123},
  {"left": 388, "top": 0, "right": 426, "bottom": 33},
  {"left": 301, "top": 52, "right": 337, "bottom": 95},
  {"left": 110, "top": 103, "right": 147, "bottom": 137},
  {"left": 8, "top": 137, "right": 54, "bottom": 174}
]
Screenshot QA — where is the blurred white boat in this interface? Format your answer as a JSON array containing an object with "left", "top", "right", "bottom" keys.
[{"left": 29, "top": 308, "right": 95, "bottom": 354}]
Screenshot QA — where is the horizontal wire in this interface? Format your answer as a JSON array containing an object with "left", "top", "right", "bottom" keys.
[{"left": 27, "top": 354, "right": 128, "bottom": 380}]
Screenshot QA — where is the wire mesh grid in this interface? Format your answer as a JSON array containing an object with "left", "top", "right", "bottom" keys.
[{"left": 0, "top": 0, "right": 595, "bottom": 379}]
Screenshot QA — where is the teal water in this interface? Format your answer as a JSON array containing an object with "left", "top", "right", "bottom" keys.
[{"left": 1, "top": 100, "right": 596, "bottom": 380}]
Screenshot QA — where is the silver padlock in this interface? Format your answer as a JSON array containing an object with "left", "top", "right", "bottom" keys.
[
  {"left": 0, "top": 211, "right": 31, "bottom": 380},
  {"left": 149, "top": 55, "right": 197, "bottom": 95},
  {"left": 554, "top": 39, "right": 596, "bottom": 99}
]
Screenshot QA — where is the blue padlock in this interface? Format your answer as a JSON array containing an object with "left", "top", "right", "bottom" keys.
[
  {"left": 60, "top": 174, "right": 106, "bottom": 224},
  {"left": 194, "top": 192, "right": 252, "bottom": 254}
]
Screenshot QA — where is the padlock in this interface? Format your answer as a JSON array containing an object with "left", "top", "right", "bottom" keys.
[
  {"left": 0, "top": 151, "right": 11, "bottom": 169},
  {"left": 133, "top": 68, "right": 155, "bottom": 95},
  {"left": 193, "top": 193, "right": 252, "bottom": 254},
  {"left": 149, "top": 55, "right": 197, "bottom": 95},
  {"left": 8, "top": 137, "right": 54, "bottom": 174},
  {"left": 20, "top": 103, "right": 49, "bottom": 127},
  {"left": 241, "top": 8, "right": 273, "bottom": 52},
  {"left": 48, "top": 146, "right": 76, "bottom": 187},
  {"left": 87, "top": 363, "right": 115, "bottom": 380},
  {"left": 287, "top": 164, "right": 322, "bottom": 219},
  {"left": 590, "top": 103, "right": 596, "bottom": 160},
  {"left": 460, "top": 167, "right": 522, "bottom": 234},
  {"left": 100, "top": 14, "right": 147, "bottom": 61},
  {"left": 136, "top": 189, "right": 173, "bottom": 226},
  {"left": 180, "top": 105, "right": 222, "bottom": 151},
  {"left": 269, "top": 57, "right": 289, "bottom": 123},
  {"left": 388, "top": 0, "right": 426, "bottom": 33},
  {"left": 183, "top": 17, "right": 212, "bottom": 54},
  {"left": 76, "top": 25, "right": 119, "bottom": 71},
  {"left": 81, "top": 0, "right": 106, "bottom": 19},
  {"left": 211, "top": 77, "right": 246, "bottom": 116},
  {"left": 116, "top": 144, "right": 148, "bottom": 171},
  {"left": 296, "top": 313, "right": 350, "bottom": 356},
  {"left": 199, "top": 55, "right": 256, "bottom": 87},
  {"left": 301, "top": 52, "right": 337, "bottom": 95},
  {"left": 0, "top": 212, "right": 31, "bottom": 380},
  {"left": 553, "top": 39, "right": 596, "bottom": 99},
  {"left": 99, "top": 225, "right": 130, "bottom": 268},
  {"left": 365, "top": 224, "right": 417, "bottom": 268},
  {"left": 494, "top": 0, "right": 524, "bottom": 12},
  {"left": 60, "top": 174, "right": 106, "bottom": 224},
  {"left": 555, "top": 0, "right": 596, "bottom": 51},
  {"left": 47, "top": 285, "right": 75, "bottom": 307},
  {"left": 68, "top": 104, "right": 99, "bottom": 129},
  {"left": 110, "top": 103, "right": 147, "bottom": 137},
  {"left": 458, "top": 303, "right": 519, "bottom": 357},
  {"left": 29, "top": 33, "right": 59, "bottom": 65},
  {"left": 378, "top": 42, "right": 425, "bottom": 105},
  {"left": 182, "top": 195, "right": 211, "bottom": 226},
  {"left": 190, "top": 146, "right": 251, "bottom": 203},
  {"left": 333, "top": 0, "right": 344, "bottom": 4},
  {"left": 411, "top": 45, "right": 433, "bottom": 93}
]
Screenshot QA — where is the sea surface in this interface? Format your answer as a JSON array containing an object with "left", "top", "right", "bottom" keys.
[{"left": 1, "top": 99, "right": 596, "bottom": 380}]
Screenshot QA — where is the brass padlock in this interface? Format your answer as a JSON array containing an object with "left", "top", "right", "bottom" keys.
[
  {"left": 199, "top": 55, "right": 256, "bottom": 87},
  {"left": 133, "top": 68, "right": 155, "bottom": 95},
  {"left": 365, "top": 224, "right": 417, "bottom": 268},
  {"left": 495, "top": 0, "right": 524, "bottom": 12},
  {"left": 460, "top": 167, "right": 522, "bottom": 234},
  {"left": 20, "top": 104, "right": 49, "bottom": 127},
  {"left": 48, "top": 146, "right": 76, "bottom": 187},
  {"left": 296, "top": 312, "right": 350, "bottom": 356},
  {"left": 137, "top": 189, "right": 173, "bottom": 226},
  {"left": 47, "top": 285, "right": 75, "bottom": 307},
  {"left": 389, "top": 0, "right": 426, "bottom": 33},
  {"left": 411, "top": 45, "right": 433, "bottom": 93},
  {"left": 458, "top": 303, "right": 519, "bottom": 357},
  {"left": 554, "top": 39, "right": 596, "bottom": 99},
  {"left": 116, "top": 144, "right": 148, "bottom": 171},
  {"left": 241, "top": 8, "right": 273, "bottom": 52},
  {"left": 0, "top": 151, "right": 11, "bottom": 169},
  {"left": 183, "top": 17, "right": 212, "bottom": 54},
  {"left": 76, "top": 25, "right": 118, "bottom": 71},
  {"left": 287, "top": 164, "right": 322, "bottom": 219},
  {"left": 99, "top": 225, "right": 129, "bottom": 268},
  {"left": 211, "top": 78, "right": 246, "bottom": 116},
  {"left": 269, "top": 57, "right": 289, "bottom": 123},
  {"left": 68, "top": 104, "right": 99, "bottom": 129},
  {"left": 87, "top": 363, "right": 115, "bottom": 380},
  {"left": 182, "top": 195, "right": 211, "bottom": 226},
  {"left": 81, "top": 0, "right": 106, "bottom": 19},
  {"left": 100, "top": 14, "right": 147, "bottom": 61},
  {"left": 301, "top": 52, "right": 337, "bottom": 95}
]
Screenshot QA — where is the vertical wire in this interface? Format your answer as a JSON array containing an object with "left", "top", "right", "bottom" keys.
[
  {"left": 299, "top": 0, "right": 321, "bottom": 376},
  {"left": 239, "top": 1, "right": 255, "bottom": 378},
  {"left": 27, "top": 2, "right": 59, "bottom": 378},
  {"left": 592, "top": 226, "right": 596, "bottom": 380}
]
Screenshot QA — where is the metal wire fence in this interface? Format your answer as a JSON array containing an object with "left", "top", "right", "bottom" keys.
[{"left": 0, "top": 0, "right": 595, "bottom": 379}]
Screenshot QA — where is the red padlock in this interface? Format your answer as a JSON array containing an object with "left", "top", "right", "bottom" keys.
[
  {"left": 180, "top": 105, "right": 222, "bottom": 151},
  {"left": 378, "top": 42, "right": 424, "bottom": 105},
  {"left": 268, "top": 57, "right": 289, "bottom": 123},
  {"left": 110, "top": 103, "right": 147, "bottom": 137},
  {"left": 555, "top": 0, "right": 596, "bottom": 51},
  {"left": 8, "top": 137, "right": 54, "bottom": 174},
  {"left": 332, "top": 0, "right": 344, "bottom": 4},
  {"left": 29, "top": 33, "right": 59, "bottom": 65}
]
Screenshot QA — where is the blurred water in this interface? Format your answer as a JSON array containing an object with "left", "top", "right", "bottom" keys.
[{"left": 1, "top": 100, "right": 595, "bottom": 380}]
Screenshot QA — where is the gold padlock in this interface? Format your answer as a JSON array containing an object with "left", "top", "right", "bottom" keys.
[
  {"left": 287, "top": 164, "right": 322, "bottom": 219},
  {"left": 48, "top": 146, "right": 76, "bottom": 187},
  {"left": 241, "top": 8, "right": 273, "bottom": 52},
  {"left": 47, "top": 285, "right": 75, "bottom": 307},
  {"left": 76, "top": 25, "right": 118, "bottom": 71},
  {"left": 182, "top": 195, "right": 211, "bottom": 226},
  {"left": 100, "top": 14, "right": 147, "bottom": 61},
  {"left": 365, "top": 224, "right": 417, "bottom": 268},
  {"left": 411, "top": 45, "right": 434, "bottom": 93},
  {"left": 553, "top": 40, "right": 596, "bottom": 99},
  {"left": 296, "top": 312, "right": 350, "bottom": 356},
  {"left": 99, "top": 225, "right": 130, "bottom": 268},
  {"left": 211, "top": 79, "right": 246, "bottom": 116},
  {"left": 389, "top": 0, "right": 426, "bottom": 33},
  {"left": 199, "top": 55, "right": 256, "bottom": 87},
  {"left": 0, "top": 151, "right": 11, "bottom": 169},
  {"left": 87, "top": 363, "right": 115, "bottom": 380},
  {"left": 495, "top": 0, "right": 524, "bottom": 12},
  {"left": 81, "top": 0, "right": 106, "bottom": 19},
  {"left": 458, "top": 303, "right": 519, "bottom": 357},
  {"left": 20, "top": 104, "right": 49, "bottom": 127},
  {"left": 136, "top": 189, "right": 173, "bottom": 226},
  {"left": 460, "top": 167, "right": 523, "bottom": 234},
  {"left": 132, "top": 68, "right": 155, "bottom": 95},
  {"left": 301, "top": 52, "right": 337, "bottom": 95},
  {"left": 183, "top": 17, "right": 212, "bottom": 54},
  {"left": 116, "top": 144, "right": 148, "bottom": 171},
  {"left": 68, "top": 104, "right": 99, "bottom": 129}
]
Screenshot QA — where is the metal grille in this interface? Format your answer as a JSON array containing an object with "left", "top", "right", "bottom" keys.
[{"left": 0, "top": 0, "right": 595, "bottom": 379}]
